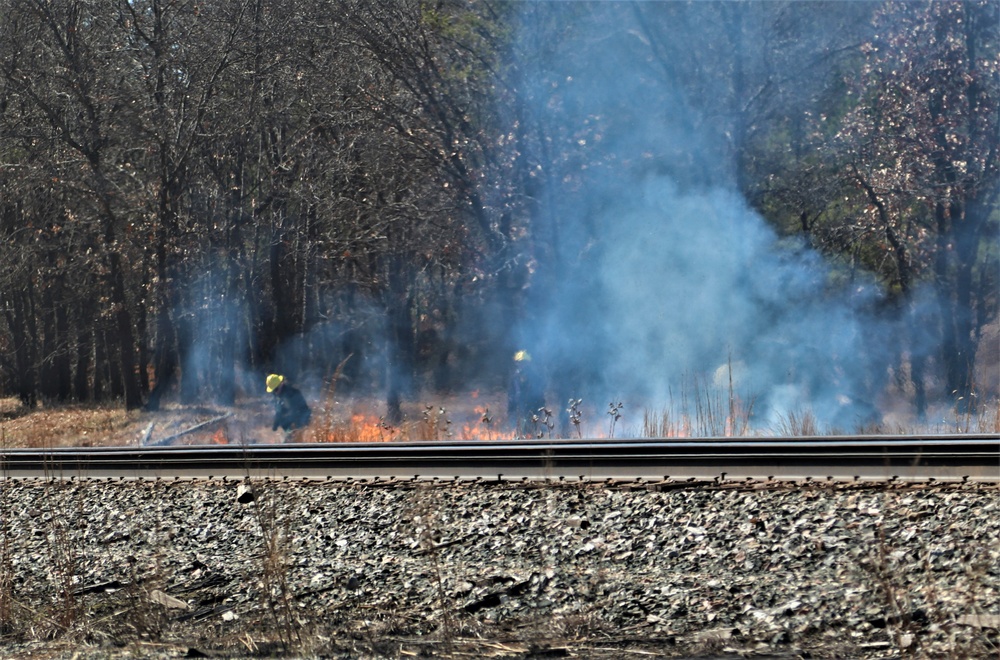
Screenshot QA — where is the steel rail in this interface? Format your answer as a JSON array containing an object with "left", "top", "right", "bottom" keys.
[{"left": 1, "top": 434, "right": 997, "bottom": 482}]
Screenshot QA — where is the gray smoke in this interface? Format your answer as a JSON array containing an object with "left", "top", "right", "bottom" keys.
[{"left": 512, "top": 5, "right": 892, "bottom": 430}]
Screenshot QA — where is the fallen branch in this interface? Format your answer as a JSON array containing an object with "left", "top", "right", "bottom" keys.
[
  {"left": 147, "top": 414, "right": 232, "bottom": 447},
  {"left": 138, "top": 422, "right": 155, "bottom": 446}
]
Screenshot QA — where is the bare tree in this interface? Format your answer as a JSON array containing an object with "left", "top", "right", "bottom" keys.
[
  {"left": 836, "top": 0, "right": 999, "bottom": 412},
  {"left": 0, "top": 0, "right": 149, "bottom": 407}
]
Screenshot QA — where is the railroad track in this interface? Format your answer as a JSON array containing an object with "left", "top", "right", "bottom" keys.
[{"left": 1, "top": 434, "right": 997, "bottom": 482}]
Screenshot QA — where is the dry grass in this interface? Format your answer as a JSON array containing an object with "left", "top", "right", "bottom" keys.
[
  {"left": 0, "top": 399, "right": 139, "bottom": 448},
  {"left": 248, "top": 483, "right": 301, "bottom": 652},
  {"left": 0, "top": 393, "right": 514, "bottom": 449},
  {"left": 0, "top": 398, "right": 274, "bottom": 449},
  {"left": 0, "top": 388, "right": 997, "bottom": 449}
]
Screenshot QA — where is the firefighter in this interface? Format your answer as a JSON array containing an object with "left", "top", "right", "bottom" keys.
[
  {"left": 266, "top": 374, "right": 312, "bottom": 437},
  {"left": 508, "top": 350, "right": 545, "bottom": 435}
]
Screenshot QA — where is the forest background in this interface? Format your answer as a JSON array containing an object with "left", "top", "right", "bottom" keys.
[{"left": 0, "top": 0, "right": 996, "bottom": 436}]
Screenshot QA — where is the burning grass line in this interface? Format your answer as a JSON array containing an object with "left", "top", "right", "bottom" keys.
[{"left": 5, "top": 387, "right": 1000, "bottom": 449}]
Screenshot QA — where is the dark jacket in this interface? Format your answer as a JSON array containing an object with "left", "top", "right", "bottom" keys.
[
  {"left": 272, "top": 384, "right": 312, "bottom": 431},
  {"left": 508, "top": 360, "right": 545, "bottom": 423}
]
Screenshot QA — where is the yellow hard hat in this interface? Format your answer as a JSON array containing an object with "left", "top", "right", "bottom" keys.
[
  {"left": 266, "top": 374, "right": 285, "bottom": 393},
  {"left": 513, "top": 350, "right": 531, "bottom": 362}
]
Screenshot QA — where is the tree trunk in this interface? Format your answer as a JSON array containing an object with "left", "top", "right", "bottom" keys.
[
  {"left": 177, "top": 308, "right": 199, "bottom": 404},
  {"left": 5, "top": 291, "right": 38, "bottom": 408},
  {"left": 384, "top": 256, "right": 415, "bottom": 425},
  {"left": 949, "top": 196, "right": 985, "bottom": 410},
  {"left": 74, "top": 324, "right": 92, "bottom": 402},
  {"left": 932, "top": 187, "right": 985, "bottom": 413},
  {"left": 270, "top": 223, "right": 297, "bottom": 360},
  {"left": 93, "top": 329, "right": 108, "bottom": 402},
  {"left": 144, "top": 300, "right": 177, "bottom": 411},
  {"left": 107, "top": 250, "right": 144, "bottom": 409}
]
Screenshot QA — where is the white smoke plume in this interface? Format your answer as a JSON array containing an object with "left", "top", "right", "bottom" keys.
[{"left": 510, "top": 4, "right": 894, "bottom": 430}]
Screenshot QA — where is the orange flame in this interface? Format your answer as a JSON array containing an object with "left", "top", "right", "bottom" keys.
[
  {"left": 313, "top": 413, "right": 400, "bottom": 443},
  {"left": 454, "top": 405, "right": 513, "bottom": 441},
  {"left": 459, "top": 421, "right": 515, "bottom": 441},
  {"left": 350, "top": 413, "right": 399, "bottom": 443}
]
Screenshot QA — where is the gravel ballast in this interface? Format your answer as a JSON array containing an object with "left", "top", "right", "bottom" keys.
[{"left": 0, "top": 479, "right": 997, "bottom": 658}]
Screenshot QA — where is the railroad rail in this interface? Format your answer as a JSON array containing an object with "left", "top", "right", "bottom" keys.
[{"left": 1, "top": 434, "right": 997, "bottom": 482}]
